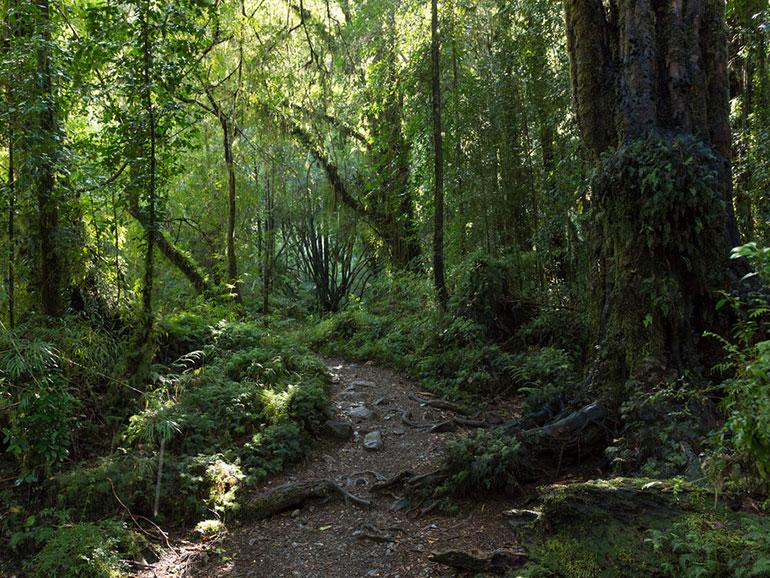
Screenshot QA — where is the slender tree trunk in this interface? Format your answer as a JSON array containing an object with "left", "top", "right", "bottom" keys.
[
  {"left": 757, "top": 29, "right": 768, "bottom": 120},
  {"left": 4, "top": 1, "right": 14, "bottom": 328},
  {"left": 112, "top": 187, "right": 121, "bottom": 306},
  {"left": 431, "top": 0, "right": 448, "bottom": 309},
  {"left": 262, "top": 166, "right": 274, "bottom": 315},
  {"left": 140, "top": 0, "right": 155, "bottom": 343},
  {"left": 34, "top": 0, "right": 63, "bottom": 317},
  {"left": 219, "top": 114, "right": 242, "bottom": 302},
  {"left": 451, "top": 0, "right": 465, "bottom": 258},
  {"left": 6, "top": 127, "right": 13, "bottom": 328},
  {"left": 735, "top": 1, "right": 756, "bottom": 240}
]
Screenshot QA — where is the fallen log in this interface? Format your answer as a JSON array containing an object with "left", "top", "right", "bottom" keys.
[{"left": 243, "top": 479, "right": 370, "bottom": 519}]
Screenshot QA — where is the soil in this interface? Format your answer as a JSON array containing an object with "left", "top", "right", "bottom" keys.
[{"left": 134, "top": 358, "right": 564, "bottom": 578}]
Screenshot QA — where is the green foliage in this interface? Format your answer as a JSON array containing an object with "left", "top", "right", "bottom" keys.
[
  {"left": 595, "top": 134, "right": 725, "bottom": 290},
  {"left": 54, "top": 454, "right": 159, "bottom": 521},
  {"left": 442, "top": 430, "right": 529, "bottom": 495},
  {"left": 31, "top": 520, "right": 143, "bottom": 578},
  {"left": 606, "top": 377, "right": 713, "bottom": 479},
  {"left": 517, "top": 307, "right": 590, "bottom": 361},
  {"left": 647, "top": 513, "right": 770, "bottom": 577},
  {"left": 241, "top": 420, "right": 305, "bottom": 481},
  {"left": 0, "top": 330, "right": 75, "bottom": 482},
  {"left": 305, "top": 274, "right": 528, "bottom": 398},
  {"left": 513, "top": 346, "right": 579, "bottom": 415},
  {"left": 41, "top": 316, "right": 330, "bottom": 529},
  {"left": 593, "top": 133, "right": 728, "bottom": 383},
  {"left": 708, "top": 243, "right": 770, "bottom": 484},
  {"left": 450, "top": 251, "right": 539, "bottom": 340},
  {"left": 1, "top": 503, "right": 71, "bottom": 557}
]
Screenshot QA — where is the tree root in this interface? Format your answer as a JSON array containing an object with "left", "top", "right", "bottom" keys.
[
  {"left": 343, "top": 470, "right": 387, "bottom": 487},
  {"left": 409, "top": 393, "right": 471, "bottom": 415},
  {"left": 352, "top": 523, "right": 401, "bottom": 543},
  {"left": 400, "top": 410, "right": 493, "bottom": 432},
  {"left": 243, "top": 479, "right": 370, "bottom": 519},
  {"left": 371, "top": 470, "right": 417, "bottom": 492},
  {"left": 395, "top": 401, "right": 612, "bottom": 503},
  {"left": 429, "top": 549, "right": 527, "bottom": 575}
]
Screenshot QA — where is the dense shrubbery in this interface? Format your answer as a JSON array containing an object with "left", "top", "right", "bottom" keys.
[
  {"left": 696, "top": 243, "right": 770, "bottom": 492},
  {"left": 0, "top": 318, "right": 129, "bottom": 482},
  {"left": 647, "top": 512, "right": 770, "bottom": 577},
  {"left": 305, "top": 270, "right": 586, "bottom": 400},
  {"left": 442, "top": 429, "right": 530, "bottom": 495}
]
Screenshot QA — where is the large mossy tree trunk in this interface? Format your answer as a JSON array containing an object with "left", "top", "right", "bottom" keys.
[{"left": 565, "top": 0, "right": 740, "bottom": 404}]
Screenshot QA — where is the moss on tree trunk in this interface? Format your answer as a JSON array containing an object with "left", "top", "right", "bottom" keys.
[{"left": 565, "top": 0, "right": 740, "bottom": 402}]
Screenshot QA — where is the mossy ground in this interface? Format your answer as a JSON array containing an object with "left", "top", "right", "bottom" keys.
[{"left": 518, "top": 478, "right": 770, "bottom": 578}]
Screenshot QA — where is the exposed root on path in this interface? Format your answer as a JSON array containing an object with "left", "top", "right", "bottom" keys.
[
  {"left": 429, "top": 549, "right": 528, "bottom": 575},
  {"left": 399, "top": 409, "right": 495, "bottom": 433},
  {"left": 394, "top": 401, "right": 612, "bottom": 500},
  {"left": 408, "top": 393, "right": 472, "bottom": 415}
]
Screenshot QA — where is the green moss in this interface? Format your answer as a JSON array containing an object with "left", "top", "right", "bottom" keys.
[
  {"left": 521, "top": 479, "right": 770, "bottom": 578},
  {"left": 592, "top": 133, "right": 728, "bottom": 396}
]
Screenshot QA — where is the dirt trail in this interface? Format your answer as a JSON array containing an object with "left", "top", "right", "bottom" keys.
[{"left": 138, "top": 358, "right": 524, "bottom": 578}]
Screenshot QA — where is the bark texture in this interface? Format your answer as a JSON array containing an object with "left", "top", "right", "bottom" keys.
[
  {"left": 565, "top": 0, "right": 739, "bottom": 398},
  {"left": 431, "top": 0, "right": 448, "bottom": 307},
  {"left": 34, "top": 0, "right": 64, "bottom": 316}
]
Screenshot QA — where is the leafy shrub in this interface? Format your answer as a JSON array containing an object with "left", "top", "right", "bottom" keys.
[
  {"left": 442, "top": 429, "right": 530, "bottom": 495},
  {"left": 1, "top": 504, "right": 71, "bottom": 557},
  {"left": 517, "top": 307, "right": 590, "bottom": 360},
  {"left": 707, "top": 243, "right": 770, "bottom": 484},
  {"left": 512, "top": 346, "right": 579, "bottom": 415},
  {"left": 241, "top": 420, "right": 305, "bottom": 480},
  {"left": 606, "top": 376, "right": 713, "bottom": 478},
  {"left": 0, "top": 331, "right": 75, "bottom": 482},
  {"left": 647, "top": 513, "right": 770, "bottom": 577},
  {"left": 31, "top": 520, "right": 143, "bottom": 578},
  {"left": 306, "top": 300, "right": 520, "bottom": 398},
  {"left": 286, "top": 381, "right": 330, "bottom": 433},
  {"left": 54, "top": 455, "right": 159, "bottom": 520},
  {"left": 450, "top": 250, "right": 539, "bottom": 340}
]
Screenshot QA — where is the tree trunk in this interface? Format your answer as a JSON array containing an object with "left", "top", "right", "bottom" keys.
[
  {"left": 431, "top": 0, "right": 448, "bottom": 309},
  {"left": 140, "top": 0, "right": 155, "bottom": 344},
  {"left": 262, "top": 165, "right": 274, "bottom": 315},
  {"left": 565, "top": 0, "right": 739, "bottom": 400},
  {"left": 220, "top": 114, "right": 242, "bottom": 302},
  {"left": 4, "top": 2, "right": 14, "bottom": 328},
  {"left": 6, "top": 126, "right": 13, "bottom": 328},
  {"left": 33, "top": 0, "right": 63, "bottom": 317}
]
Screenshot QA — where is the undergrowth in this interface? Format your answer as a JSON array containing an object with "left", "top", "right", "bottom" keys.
[
  {"left": 0, "top": 306, "right": 329, "bottom": 574},
  {"left": 304, "top": 269, "right": 586, "bottom": 400}
]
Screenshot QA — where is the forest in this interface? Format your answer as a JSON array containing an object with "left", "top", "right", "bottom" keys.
[{"left": 4, "top": 0, "right": 770, "bottom": 576}]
